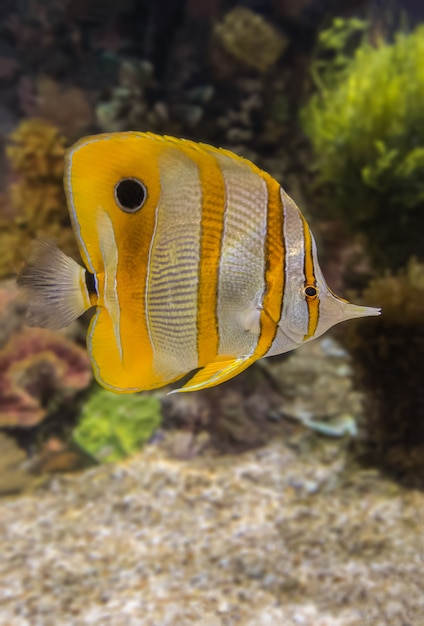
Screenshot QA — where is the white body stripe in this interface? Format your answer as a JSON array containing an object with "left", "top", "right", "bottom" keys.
[
  {"left": 146, "top": 147, "right": 202, "bottom": 380},
  {"left": 98, "top": 211, "right": 123, "bottom": 360},
  {"left": 213, "top": 152, "right": 268, "bottom": 357},
  {"left": 145, "top": 195, "right": 161, "bottom": 366}
]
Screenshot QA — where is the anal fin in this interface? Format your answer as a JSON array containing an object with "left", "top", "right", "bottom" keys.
[{"left": 169, "top": 356, "right": 254, "bottom": 394}]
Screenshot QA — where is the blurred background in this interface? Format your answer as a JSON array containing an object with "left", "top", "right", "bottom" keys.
[{"left": 1, "top": 1, "right": 424, "bottom": 624}]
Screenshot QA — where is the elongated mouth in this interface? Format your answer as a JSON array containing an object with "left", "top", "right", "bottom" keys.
[{"left": 342, "top": 302, "right": 381, "bottom": 320}]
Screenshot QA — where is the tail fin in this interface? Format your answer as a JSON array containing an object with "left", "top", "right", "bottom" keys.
[{"left": 18, "top": 241, "right": 93, "bottom": 330}]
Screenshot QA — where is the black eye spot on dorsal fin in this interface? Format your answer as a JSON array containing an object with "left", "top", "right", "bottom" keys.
[
  {"left": 304, "top": 285, "right": 318, "bottom": 298},
  {"left": 114, "top": 178, "right": 147, "bottom": 213}
]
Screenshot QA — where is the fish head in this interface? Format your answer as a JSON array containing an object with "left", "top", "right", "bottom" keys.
[
  {"left": 309, "top": 272, "right": 381, "bottom": 339},
  {"left": 63, "top": 132, "right": 184, "bottom": 392},
  {"left": 280, "top": 227, "right": 380, "bottom": 347},
  {"left": 64, "top": 132, "right": 166, "bottom": 280}
]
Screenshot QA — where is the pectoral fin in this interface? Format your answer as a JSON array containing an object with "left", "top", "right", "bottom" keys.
[
  {"left": 170, "top": 355, "right": 254, "bottom": 394},
  {"left": 18, "top": 240, "right": 93, "bottom": 330}
]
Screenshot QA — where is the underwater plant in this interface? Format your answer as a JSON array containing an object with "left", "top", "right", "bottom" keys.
[
  {"left": 0, "top": 119, "right": 78, "bottom": 278},
  {"left": 342, "top": 259, "right": 424, "bottom": 484},
  {"left": 0, "top": 327, "right": 92, "bottom": 428},
  {"left": 73, "top": 389, "right": 162, "bottom": 463},
  {"left": 308, "top": 16, "right": 369, "bottom": 91},
  {"left": 302, "top": 22, "right": 424, "bottom": 271}
]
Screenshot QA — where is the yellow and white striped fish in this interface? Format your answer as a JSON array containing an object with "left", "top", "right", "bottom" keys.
[{"left": 19, "top": 132, "right": 380, "bottom": 393}]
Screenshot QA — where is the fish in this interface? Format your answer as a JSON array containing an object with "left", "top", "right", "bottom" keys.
[{"left": 18, "top": 131, "right": 381, "bottom": 394}]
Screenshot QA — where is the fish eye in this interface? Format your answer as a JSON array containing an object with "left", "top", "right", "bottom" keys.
[
  {"left": 304, "top": 285, "right": 318, "bottom": 298},
  {"left": 114, "top": 178, "right": 147, "bottom": 213}
]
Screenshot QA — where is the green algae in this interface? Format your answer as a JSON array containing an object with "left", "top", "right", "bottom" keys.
[
  {"left": 73, "top": 388, "right": 162, "bottom": 463},
  {"left": 302, "top": 22, "right": 424, "bottom": 271}
]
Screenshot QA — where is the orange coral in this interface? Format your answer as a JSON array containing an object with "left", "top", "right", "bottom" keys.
[
  {"left": 7, "top": 118, "right": 66, "bottom": 181},
  {"left": 1, "top": 118, "right": 79, "bottom": 278}
]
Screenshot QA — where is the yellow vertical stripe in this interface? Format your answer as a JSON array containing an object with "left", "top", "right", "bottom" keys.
[
  {"left": 300, "top": 214, "right": 320, "bottom": 340},
  {"left": 255, "top": 174, "right": 285, "bottom": 357}
]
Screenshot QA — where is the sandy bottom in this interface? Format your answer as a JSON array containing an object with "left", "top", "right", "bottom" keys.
[{"left": 0, "top": 433, "right": 423, "bottom": 626}]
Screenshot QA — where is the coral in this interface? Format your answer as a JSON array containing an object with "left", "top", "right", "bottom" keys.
[
  {"left": 73, "top": 389, "right": 162, "bottom": 462},
  {"left": 0, "top": 223, "right": 24, "bottom": 280},
  {"left": 342, "top": 259, "right": 424, "bottom": 484},
  {"left": 0, "top": 118, "right": 78, "bottom": 278},
  {"left": 212, "top": 7, "right": 287, "bottom": 74},
  {"left": 96, "top": 57, "right": 207, "bottom": 135},
  {"left": 7, "top": 118, "right": 65, "bottom": 181},
  {"left": 29, "top": 76, "right": 93, "bottom": 140},
  {"left": 215, "top": 78, "right": 263, "bottom": 149},
  {"left": 0, "top": 280, "right": 27, "bottom": 349},
  {"left": 0, "top": 327, "right": 92, "bottom": 428},
  {"left": 302, "top": 23, "right": 424, "bottom": 271},
  {"left": 95, "top": 59, "right": 154, "bottom": 133}
]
